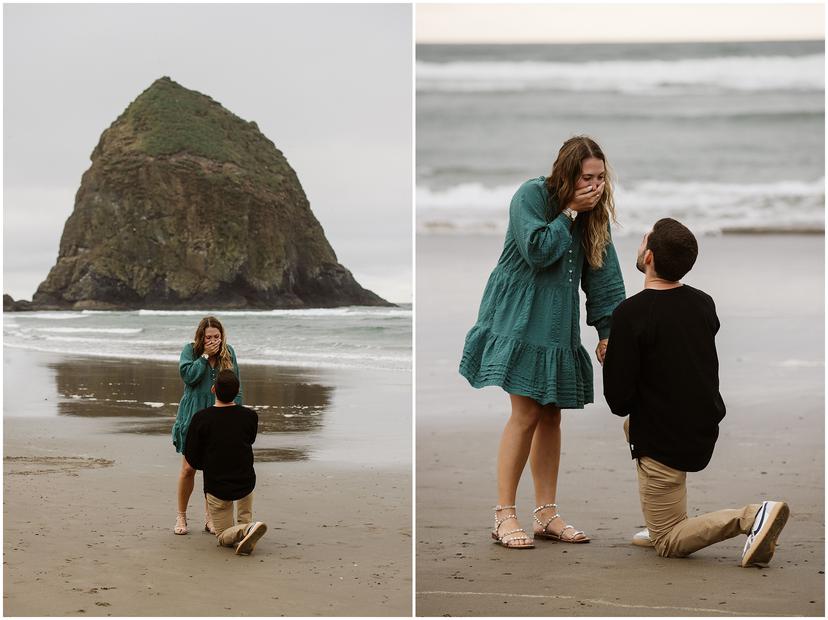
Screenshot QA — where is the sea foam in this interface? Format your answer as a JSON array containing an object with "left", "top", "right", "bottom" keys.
[
  {"left": 417, "top": 54, "right": 825, "bottom": 94},
  {"left": 418, "top": 178, "right": 825, "bottom": 235},
  {"left": 36, "top": 327, "right": 143, "bottom": 334},
  {"left": 135, "top": 307, "right": 411, "bottom": 318}
]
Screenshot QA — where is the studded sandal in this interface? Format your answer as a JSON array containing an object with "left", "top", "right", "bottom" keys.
[
  {"left": 532, "top": 503, "right": 590, "bottom": 543},
  {"left": 174, "top": 511, "right": 188, "bottom": 535},
  {"left": 491, "top": 505, "right": 534, "bottom": 549}
]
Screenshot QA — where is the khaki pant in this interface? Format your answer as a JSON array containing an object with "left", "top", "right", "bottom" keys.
[
  {"left": 624, "top": 419, "right": 760, "bottom": 558},
  {"left": 205, "top": 492, "right": 254, "bottom": 548}
]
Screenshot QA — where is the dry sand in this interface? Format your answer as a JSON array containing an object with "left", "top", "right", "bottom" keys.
[
  {"left": 4, "top": 350, "right": 411, "bottom": 616},
  {"left": 416, "top": 233, "right": 824, "bottom": 616}
]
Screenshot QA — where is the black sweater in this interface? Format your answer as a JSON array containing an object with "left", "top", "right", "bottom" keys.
[
  {"left": 602, "top": 285, "right": 726, "bottom": 472},
  {"left": 184, "top": 405, "right": 258, "bottom": 501}
]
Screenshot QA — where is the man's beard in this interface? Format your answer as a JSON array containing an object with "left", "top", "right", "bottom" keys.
[{"left": 635, "top": 250, "right": 646, "bottom": 274}]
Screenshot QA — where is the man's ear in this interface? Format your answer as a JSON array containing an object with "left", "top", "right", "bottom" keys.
[
  {"left": 211, "top": 384, "right": 216, "bottom": 394},
  {"left": 644, "top": 249, "right": 653, "bottom": 265}
]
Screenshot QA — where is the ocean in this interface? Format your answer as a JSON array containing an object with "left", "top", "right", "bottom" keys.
[
  {"left": 417, "top": 40, "right": 825, "bottom": 236},
  {"left": 4, "top": 306, "right": 412, "bottom": 465},
  {"left": 3, "top": 306, "right": 411, "bottom": 373}
]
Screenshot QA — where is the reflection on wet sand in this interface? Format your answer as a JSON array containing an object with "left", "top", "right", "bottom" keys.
[
  {"left": 52, "top": 357, "right": 180, "bottom": 418},
  {"left": 251, "top": 448, "right": 307, "bottom": 462},
  {"left": 51, "top": 357, "right": 334, "bottom": 461}
]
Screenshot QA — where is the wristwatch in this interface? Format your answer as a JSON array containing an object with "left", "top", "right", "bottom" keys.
[
  {"left": 202, "top": 353, "right": 209, "bottom": 360},
  {"left": 562, "top": 207, "right": 578, "bottom": 222}
]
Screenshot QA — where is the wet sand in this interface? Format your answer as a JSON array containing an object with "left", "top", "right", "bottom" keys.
[
  {"left": 4, "top": 349, "right": 411, "bottom": 616},
  {"left": 416, "top": 233, "right": 824, "bottom": 616}
]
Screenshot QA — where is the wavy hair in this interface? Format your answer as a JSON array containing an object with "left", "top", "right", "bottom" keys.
[
  {"left": 544, "top": 136, "right": 617, "bottom": 269},
  {"left": 192, "top": 316, "right": 233, "bottom": 371}
]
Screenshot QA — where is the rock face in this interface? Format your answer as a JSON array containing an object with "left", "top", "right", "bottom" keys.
[
  {"left": 31, "top": 77, "right": 389, "bottom": 310},
  {"left": 4, "top": 294, "right": 31, "bottom": 312}
]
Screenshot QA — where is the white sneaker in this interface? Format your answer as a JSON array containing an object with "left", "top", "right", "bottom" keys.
[
  {"left": 631, "top": 528, "right": 654, "bottom": 547},
  {"left": 235, "top": 521, "right": 267, "bottom": 556},
  {"left": 740, "top": 501, "right": 789, "bottom": 567}
]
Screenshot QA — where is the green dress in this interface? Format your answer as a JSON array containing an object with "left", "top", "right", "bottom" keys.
[
  {"left": 459, "top": 176, "right": 626, "bottom": 408},
  {"left": 172, "top": 342, "right": 243, "bottom": 453}
]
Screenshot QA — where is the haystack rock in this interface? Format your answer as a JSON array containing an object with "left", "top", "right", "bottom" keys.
[{"left": 31, "top": 76, "right": 390, "bottom": 310}]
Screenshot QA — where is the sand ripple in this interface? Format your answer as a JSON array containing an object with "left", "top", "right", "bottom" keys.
[{"left": 4, "top": 455, "right": 114, "bottom": 476}]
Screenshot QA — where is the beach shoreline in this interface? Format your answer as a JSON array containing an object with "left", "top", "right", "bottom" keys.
[
  {"left": 3, "top": 347, "right": 412, "bottom": 616},
  {"left": 415, "top": 233, "right": 824, "bottom": 616}
]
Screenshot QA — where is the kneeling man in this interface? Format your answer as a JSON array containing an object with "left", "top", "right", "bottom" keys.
[
  {"left": 185, "top": 369, "right": 267, "bottom": 555},
  {"left": 603, "top": 218, "right": 788, "bottom": 567}
]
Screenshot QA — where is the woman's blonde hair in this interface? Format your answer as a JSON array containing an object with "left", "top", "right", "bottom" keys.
[
  {"left": 192, "top": 316, "right": 233, "bottom": 371},
  {"left": 545, "top": 136, "right": 617, "bottom": 269}
]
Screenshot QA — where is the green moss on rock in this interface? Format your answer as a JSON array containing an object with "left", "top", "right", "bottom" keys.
[{"left": 32, "top": 76, "right": 390, "bottom": 310}]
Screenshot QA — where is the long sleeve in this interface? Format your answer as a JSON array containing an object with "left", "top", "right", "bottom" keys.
[
  {"left": 179, "top": 343, "right": 207, "bottom": 387},
  {"left": 183, "top": 413, "right": 204, "bottom": 470},
  {"left": 509, "top": 181, "right": 573, "bottom": 270},
  {"left": 230, "top": 345, "right": 243, "bottom": 405},
  {"left": 602, "top": 306, "right": 639, "bottom": 417},
  {"left": 249, "top": 412, "right": 258, "bottom": 445},
  {"left": 581, "top": 232, "right": 626, "bottom": 339}
]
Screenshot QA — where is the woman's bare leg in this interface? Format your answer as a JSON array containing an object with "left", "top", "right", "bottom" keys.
[
  {"left": 494, "top": 394, "right": 543, "bottom": 546},
  {"left": 177, "top": 456, "right": 196, "bottom": 514},
  {"left": 530, "top": 404, "right": 562, "bottom": 507},
  {"left": 529, "top": 404, "right": 588, "bottom": 540}
]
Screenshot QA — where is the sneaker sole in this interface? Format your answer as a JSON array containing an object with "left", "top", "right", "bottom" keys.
[
  {"left": 235, "top": 522, "right": 267, "bottom": 556},
  {"left": 741, "top": 502, "right": 789, "bottom": 567},
  {"left": 631, "top": 536, "right": 654, "bottom": 548}
]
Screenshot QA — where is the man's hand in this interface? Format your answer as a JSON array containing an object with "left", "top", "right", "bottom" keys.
[{"left": 596, "top": 339, "right": 608, "bottom": 366}]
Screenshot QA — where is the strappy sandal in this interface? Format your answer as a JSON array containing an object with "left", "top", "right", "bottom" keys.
[
  {"left": 174, "top": 511, "right": 188, "bottom": 535},
  {"left": 491, "top": 505, "right": 534, "bottom": 549},
  {"left": 532, "top": 503, "right": 590, "bottom": 543}
]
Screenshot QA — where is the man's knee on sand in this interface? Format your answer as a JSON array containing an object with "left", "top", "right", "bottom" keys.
[
  {"left": 652, "top": 531, "right": 688, "bottom": 558},
  {"left": 213, "top": 521, "right": 238, "bottom": 547},
  {"left": 215, "top": 522, "right": 245, "bottom": 547}
]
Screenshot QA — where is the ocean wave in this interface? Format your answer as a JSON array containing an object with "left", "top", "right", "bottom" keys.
[
  {"left": 4, "top": 342, "right": 409, "bottom": 372},
  {"left": 262, "top": 348, "right": 411, "bottom": 363},
  {"left": 483, "top": 109, "right": 824, "bottom": 121},
  {"left": 418, "top": 178, "right": 825, "bottom": 235},
  {"left": 776, "top": 359, "right": 824, "bottom": 368},
  {"left": 4, "top": 331, "right": 182, "bottom": 347},
  {"left": 35, "top": 327, "right": 144, "bottom": 335},
  {"left": 419, "top": 178, "right": 825, "bottom": 210},
  {"left": 4, "top": 342, "right": 181, "bottom": 363},
  {"left": 250, "top": 357, "right": 409, "bottom": 371},
  {"left": 416, "top": 54, "right": 824, "bottom": 94},
  {"left": 418, "top": 183, "right": 516, "bottom": 212},
  {"left": 15, "top": 312, "right": 90, "bottom": 320},
  {"left": 134, "top": 307, "right": 411, "bottom": 318}
]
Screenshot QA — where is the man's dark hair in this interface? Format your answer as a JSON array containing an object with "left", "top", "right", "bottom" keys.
[
  {"left": 215, "top": 369, "right": 240, "bottom": 403},
  {"left": 647, "top": 218, "right": 698, "bottom": 281}
]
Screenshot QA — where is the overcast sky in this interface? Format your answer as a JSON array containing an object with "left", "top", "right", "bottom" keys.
[
  {"left": 417, "top": 3, "right": 824, "bottom": 43},
  {"left": 4, "top": 3, "right": 412, "bottom": 303}
]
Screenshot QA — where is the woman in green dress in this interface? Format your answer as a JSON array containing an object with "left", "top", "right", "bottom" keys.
[
  {"left": 459, "top": 136, "right": 626, "bottom": 549},
  {"left": 172, "top": 316, "right": 243, "bottom": 535}
]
